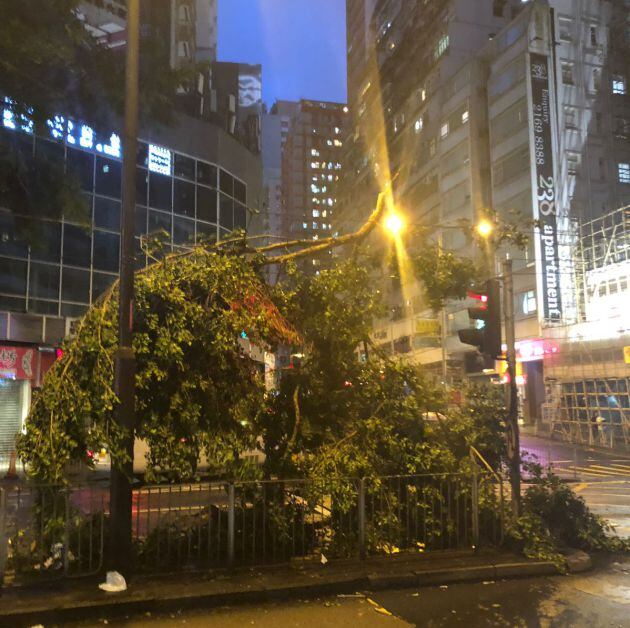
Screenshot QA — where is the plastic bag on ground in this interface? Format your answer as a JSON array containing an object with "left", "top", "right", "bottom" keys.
[{"left": 99, "top": 571, "right": 127, "bottom": 592}]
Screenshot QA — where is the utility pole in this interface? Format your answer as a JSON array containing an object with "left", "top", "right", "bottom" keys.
[
  {"left": 502, "top": 259, "right": 520, "bottom": 516},
  {"left": 109, "top": 0, "right": 140, "bottom": 574}
]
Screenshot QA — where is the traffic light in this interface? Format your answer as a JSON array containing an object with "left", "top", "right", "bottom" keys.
[{"left": 457, "top": 279, "right": 502, "bottom": 359}]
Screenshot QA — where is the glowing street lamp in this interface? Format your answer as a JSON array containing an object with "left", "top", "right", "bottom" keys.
[
  {"left": 475, "top": 219, "right": 494, "bottom": 239},
  {"left": 384, "top": 212, "right": 405, "bottom": 237}
]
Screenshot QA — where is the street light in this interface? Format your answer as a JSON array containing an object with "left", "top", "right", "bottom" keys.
[
  {"left": 475, "top": 219, "right": 494, "bottom": 239},
  {"left": 384, "top": 212, "right": 405, "bottom": 237}
]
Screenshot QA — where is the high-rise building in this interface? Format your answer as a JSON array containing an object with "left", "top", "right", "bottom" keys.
[
  {"left": 342, "top": 0, "right": 630, "bottom": 423},
  {"left": 281, "top": 100, "right": 348, "bottom": 258},
  {"left": 260, "top": 101, "right": 301, "bottom": 250},
  {"left": 78, "top": 0, "right": 218, "bottom": 65}
]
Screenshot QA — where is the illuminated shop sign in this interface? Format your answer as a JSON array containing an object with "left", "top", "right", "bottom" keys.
[
  {"left": 528, "top": 54, "right": 562, "bottom": 324},
  {"left": 148, "top": 143, "right": 172, "bottom": 175},
  {"left": 3, "top": 99, "right": 171, "bottom": 175},
  {"left": 501, "top": 338, "right": 560, "bottom": 362}
]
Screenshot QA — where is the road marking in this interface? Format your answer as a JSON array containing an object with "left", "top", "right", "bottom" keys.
[
  {"left": 609, "top": 463, "right": 630, "bottom": 472},
  {"left": 572, "top": 466, "right": 621, "bottom": 477},
  {"left": 590, "top": 465, "right": 630, "bottom": 475}
]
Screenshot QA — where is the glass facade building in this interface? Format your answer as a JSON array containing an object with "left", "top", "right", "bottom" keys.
[{"left": 0, "top": 127, "right": 249, "bottom": 320}]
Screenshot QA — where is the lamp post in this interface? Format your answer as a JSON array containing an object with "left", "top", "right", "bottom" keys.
[{"left": 109, "top": 0, "right": 139, "bottom": 574}]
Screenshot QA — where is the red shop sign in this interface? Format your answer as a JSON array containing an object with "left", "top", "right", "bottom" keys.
[{"left": 0, "top": 346, "right": 36, "bottom": 380}]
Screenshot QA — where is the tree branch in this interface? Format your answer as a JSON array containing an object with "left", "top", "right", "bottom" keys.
[{"left": 260, "top": 192, "right": 387, "bottom": 265}]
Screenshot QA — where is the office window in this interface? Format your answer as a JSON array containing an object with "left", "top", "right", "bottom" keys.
[
  {"left": 197, "top": 161, "right": 217, "bottom": 187},
  {"left": 62, "top": 224, "right": 91, "bottom": 267},
  {"left": 148, "top": 210, "right": 172, "bottom": 238},
  {"left": 94, "top": 196, "right": 121, "bottom": 231},
  {"left": 440, "top": 122, "right": 449, "bottom": 139},
  {"left": 612, "top": 75, "right": 627, "bottom": 95},
  {"left": 66, "top": 148, "right": 94, "bottom": 191},
  {"left": 219, "top": 193, "right": 233, "bottom": 230},
  {"left": 92, "top": 231, "right": 120, "bottom": 273},
  {"left": 92, "top": 272, "right": 117, "bottom": 301},
  {"left": 619, "top": 162, "right": 630, "bottom": 183},
  {"left": 149, "top": 173, "right": 172, "bottom": 211},
  {"left": 95, "top": 157, "right": 121, "bottom": 198},
  {"left": 589, "top": 25, "right": 598, "bottom": 47},
  {"left": 61, "top": 267, "right": 90, "bottom": 303},
  {"left": 561, "top": 62, "right": 575, "bottom": 85},
  {"left": 174, "top": 154, "right": 195, "bottom": 180},
  {"left": 29, "top": 221, "right": 61, "bottom": 263},
  {"left": 29, "top": 262, "right": 60, "bottom": 300},
  {"left": 234, "top": 203, "right": 247, "bottom": 231},
  {"left": 0, "top": 257, "right": 27, "bottom": 295},
  {"left": 173, "top": 217, "right": 195, "bottom": 245},
  {"left": 219, "top": 169, "right": 234, "bottom": 196},
  {"left": 173, "top": 179, "right": 195, "bottom": 217},
  {"left": 196, "top": 186, "right": 217, "bottom": 222},
  {"left": 233, "top": 179, "right": 246, "bottom": 204}
]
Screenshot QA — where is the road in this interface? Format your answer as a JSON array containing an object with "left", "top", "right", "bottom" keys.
[
  {"left": 66, "top": 554, "right": 630, "bottom": 627},
  {"left": 521, "top": 435, "right": 630, "bottom": 537}
]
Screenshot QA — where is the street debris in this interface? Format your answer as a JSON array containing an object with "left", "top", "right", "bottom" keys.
[
  {"left": 337, "top": 593, "right": 365, "bottom": 598},
  {"left": 98, "top": 571, "right": 127, "bottom": 593},
  {"left": 367, "top": 598, "right": 393, "bottom": 616},
  {"left": 320, "top": 553, "right": 328, "bottom": 565}
]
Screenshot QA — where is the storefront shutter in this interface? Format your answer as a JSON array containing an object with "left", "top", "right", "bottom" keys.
[{"left": 0, "top": 380, "right": 23, "bottom": 455}]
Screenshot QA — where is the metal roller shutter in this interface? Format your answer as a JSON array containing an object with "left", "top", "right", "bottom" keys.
[{"left": 0, "top": 379, "right": 24, "bottom": 455}]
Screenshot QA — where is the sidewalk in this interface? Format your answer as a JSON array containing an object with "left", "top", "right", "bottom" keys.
[{"left": 0, "top": 550, "right": 558, "bottom": 626}]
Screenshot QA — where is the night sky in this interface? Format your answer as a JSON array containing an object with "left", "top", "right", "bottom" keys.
[{"left": 218, "top": 0, "right": 347, "bottom": 107}]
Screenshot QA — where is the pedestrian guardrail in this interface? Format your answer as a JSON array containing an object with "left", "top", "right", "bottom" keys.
[{"left": 1, "top": 470, "right": 505, "bottom": 584}]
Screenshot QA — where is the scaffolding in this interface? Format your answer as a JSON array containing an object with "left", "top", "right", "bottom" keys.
[{"left": 541, "top": 206, "right": 630, "bottom": 450}]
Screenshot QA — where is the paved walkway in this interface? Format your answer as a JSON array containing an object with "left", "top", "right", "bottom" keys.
[{"left": 0, "top": 550, "right": 557, "bottom": 627}]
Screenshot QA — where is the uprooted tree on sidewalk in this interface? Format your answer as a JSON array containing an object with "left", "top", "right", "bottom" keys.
[
  {"left": 16, "top": 192, "right": 627, "bottom": 563},
  {"left": 17, "top": 193, "right": 496, "bottom": 484}
]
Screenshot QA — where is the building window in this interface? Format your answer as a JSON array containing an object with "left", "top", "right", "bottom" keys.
[
  {"left": 520, "top": 290, "right": 537, "bottom": 316},
  {"left": 615, "top": 117, "right": 630, "bottom": 137},
  {"left": 414, "top": 117, "right": 423, "bottom": 133},
  {"left": 558, "top": 17, "right": 572, "bottom": 42},
  {"left": 434, "top": 35, "right": 450, "bottom": 60},
  {"left": 492, "top": 0, "right": 506, "bottom": 17},
  {"left": 591, "top": 69, "right": 601, "bottom": 93},
  {"left": 589, "top": 25, "right": 598, "bottom": 47},
  {"left": 440, "top": 122, "right": 449, "bottom": 139},
  {"left": 429, "top": 138, "right": 436, "bottom": 157},
  {"left": 567, "top": 152, "right": 580, "bottom": 175},
  {"left": 612, "top": 75, "right": 627, "bottom": 95},
  {"left": 619, "top": 162, "right": 630, "bottom": 184},
  {"left": 461, "top": 110, "right": 469, "bottom": 124},
  {"left": 564, "top": 106, "right": 577, "bottom": 129},
  {"left": 561, "top": 62, "right": 575, "bottom": 85}
]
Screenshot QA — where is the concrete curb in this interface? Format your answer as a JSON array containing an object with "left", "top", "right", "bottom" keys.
[{"left": 0, "top": 559, "right": 560, "bottom": 627}]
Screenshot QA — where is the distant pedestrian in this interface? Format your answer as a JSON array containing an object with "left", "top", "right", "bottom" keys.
[
  {"left": 593, "top": 412, "right": 605, "bottom": 444},
  {"left": 590, "top": 413, "right": 599, "bottom": 441}
]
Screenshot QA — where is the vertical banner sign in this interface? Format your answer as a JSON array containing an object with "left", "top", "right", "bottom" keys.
[{"left": 529, "top": 53, "right": 562, "bottom": 323}]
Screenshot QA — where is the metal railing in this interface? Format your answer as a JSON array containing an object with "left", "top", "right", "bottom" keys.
[
  {"left": 0, "top": 484, "right": 107, "bottom": 585},
  {"left": 1, "top": 470, "right": 505, "bottom": 584}
]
